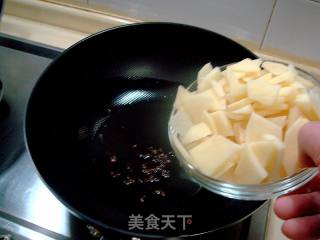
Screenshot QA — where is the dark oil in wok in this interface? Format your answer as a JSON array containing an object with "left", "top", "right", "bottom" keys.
[{"left": 87, "top": 77, "right": 200, "bottom": 213}]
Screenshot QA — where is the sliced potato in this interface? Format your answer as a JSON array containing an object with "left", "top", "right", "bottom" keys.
[
  {"left": 231, "top": 104, "right": 253, "bottom": 115},
  {"left": 283, "top": 117, "right": 309, "bottom": 175},
  {"left": 197, "top": 62, "right": 213, "bottom": 84},
  {"left": 181, "top": 90, "right": 217, "bottom": 122},
  {"left": 234, "top": 144, "right": 268, "bottom": 184},
  {"left": 189, "top": 135, "right": 240, "bottom": 176},
  {"left": 267, "top": 116, "right": 287, "bottom": 128},
  {"left": 182, "top": 122, "right": 212, "bottom": 144},
  {"left": 262, "top": 61, "right": 288, "bottom": 75},
  {"left": 174, "top": 86, "right": 192, "bottom": 108},
  {"left": 211, "top": 111, "right": 234, "bottom": 136},
  {"left": 170, "top": 108, "right": 194, "bottom": 136},
  {"left": 297, "top": 76, "right": 315, "bottom": 89},
  {"left": 227, "top": 112, "right": 248, "bottom": 121},
  {"left": 246, "top": 113, "right": 282, "bottom": 142},
  {"left": 233, "top": 122, "right": 246, "bottom": 143},
  {"left": 198, "top": 67, "right": 222, "bottom": 91},
  {"left": 229, "top": 58, "right": 261, "bottom": 74},
  {"left": 247, "top": 78, "right": 280, "bottom": 106},
  {"left": 227, "top": 98, "right": 253, "bottom": 111},
  {"left": 226, "top": 70, "right": 247, "bottom": 102},
  {"left": 287, "top": 107, "right": 303, "bottom": 129},
  {"left": 255, "top": 109, "right": 284, "bottom": 117},
  {"left": 269, "top": 71, "right": 294, "bottom": 85},
  {"left": 201, "top": 111, "right": 218, "bottom": 134},
  {"left": 261, "top": 134, "right": 285, "bottom": 182},
  {"left": 210, "top": 80, "right": 225, "bottom": 97},
  {"left": 294, "top": 93, "right": 318, "bottom": 120}
]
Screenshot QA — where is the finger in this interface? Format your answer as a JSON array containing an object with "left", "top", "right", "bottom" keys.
[
  {"left": 299, "top": 122, "right": 320, "bottom": 166},
  {"left": 274, "top": 192, "right": 320, "bottom": 220},
  {"left": 282, "top": 214, "right": 320, "bottom": 240}
]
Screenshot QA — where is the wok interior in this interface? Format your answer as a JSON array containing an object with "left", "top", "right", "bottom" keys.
[{"left": 26, "top": 23, "right": 264, "bottom": 236}]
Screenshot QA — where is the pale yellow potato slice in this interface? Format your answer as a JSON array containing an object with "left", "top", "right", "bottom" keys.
[
  {"left": 189, "top": 135, "right": 241, "bottom": 176},
  {"left": 210, "top": 80, "right": 225, "bottom": 97},
  {"left": 229, "top": 58, "right": 261, "bottom": 73},
  {"left": 198, "top": 67, "right": 222, "bottom": 91},
  {"left": 172, "top": 134, "right": 191, "bottom": 162},
  {"left": 218, "top": 164, "right": 237, "bottom": 183},
  {"left": 211, "top": 111, "right": 234, "bottom": 136},
  {"left": 252, "top": 102, "right": 288, "bottom": 111},
  {"left": 269, "top": 71, "right": 294, "bottom": 85},
  {"left": 252, "top": 58, "right": 263, "bottom": 66},
  {"left": 283, "top": 117, "right": 309, "bottom": 175},
  {"left": 279, "top": 86, "right": 298, "bottom": 102},
  {"left": 267, "top": 116, "right": 287, "bottom": 128},
  {"left": 287, "top": 107, "right": 303, "bottom": 129},
  {"left": 231, "top": 104, "right": 253, "bottom": 115},
  {"left": 227, "top": 112, "right": 248, "bottom": 121},
  {"left": 309, "top": 86, "right": 320, "bottom": 120},
  {"left": 295, "top": 93, "right": 318, "bottom": 120},
  {"left": 291, "top": 81, "right": 306, "bottom": 92},
  {"left": 213, "top": 96, "right": 227, "bottom": 110},
  {"left": 255, "top": 72, "right": 273, "bottom": 82},
  {"left": 249, "top": 141, "right": 275, "bottom": 167},
  {"left": 246, "top": 113, "right": 282, "bottom": 142},
  {"left": 201, "top": 111, "right": 218, "bottom": 134},
  {"left": 240, "top": 71, "right": 262, "bottom": 82},
  {"left": 262, "top": 61, "right": 288, "bottom": 75},
  {"left": 255, "top": 109, "right": 284, "bottom": 117},
  {"left": 213, "top": 161, "right": 236, "bottom": 179},
  {"left": 261, "top": 134, "right": 285, "bottom": 182},
  {"left": 174, "top": 86, "right": 192, "bottom": 108},
  {"left": 182, "top": 122, "right": 212, "bottom": 144},
  {"left": 234, "top": 144, "right": 268, "bottom": 184},
  {"left": 226, "top": 70, "right": 247, "bottom": 102},
  {"left": 197, "top": 62, "right": 213, "bottom": 84},
  {"left": 219, "top": 77, "right": 228, "bottom": 87},
  {"left": 185, "top": 138, "right": 208, "bottom": 150},
  {"left": 233, "top": 122, "right": 246, "bottom": 143},
  {"left": 247, "top": 78, "right": 280, "bottom": 106},
  {"left": 297, "top": 76, "right": 315, "bottom": 89},
  {"left": 181, "top": 90, "right": 217, "bottom": 122},
  {"left": 170, "top": 109, "right": 194, "bottom": 136},
  {"left": 227, "top": 98, "right": 253, "bottom": 111},
  {"left": 233, "top": 71, "right": 247, "bottom": 78}
]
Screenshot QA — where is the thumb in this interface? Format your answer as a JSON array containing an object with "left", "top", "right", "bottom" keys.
[{"left": 299, "top": 122, "right": 320, "bottom": 167}]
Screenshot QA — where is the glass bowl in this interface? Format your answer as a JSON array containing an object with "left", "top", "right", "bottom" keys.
[{"left": 168, "top": 59, "right": 319, "bottom": 200}]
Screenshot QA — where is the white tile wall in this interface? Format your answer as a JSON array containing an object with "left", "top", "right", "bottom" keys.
[
  {"left": 262, "top": 0, "right": 320, "bottom": 62},
  {"left": 89, "top": 0, "right": 275, "bottom": 44}
]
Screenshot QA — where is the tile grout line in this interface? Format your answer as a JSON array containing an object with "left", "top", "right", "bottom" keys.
[{"left": 259, "top": 0, "right": 278, "bottom": 50}]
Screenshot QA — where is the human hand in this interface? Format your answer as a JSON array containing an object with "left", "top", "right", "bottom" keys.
[{"left": 274, "top": 122, "right": 320, "bottom": 239}]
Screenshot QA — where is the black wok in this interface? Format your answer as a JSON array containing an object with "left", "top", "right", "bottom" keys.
[{"left": 25, "top": 23, "right": 264, "bottom": 238}]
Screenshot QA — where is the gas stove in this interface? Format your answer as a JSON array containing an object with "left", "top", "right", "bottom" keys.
[{"left": 0, "top": 33, "right": 270, "bottom": 240}]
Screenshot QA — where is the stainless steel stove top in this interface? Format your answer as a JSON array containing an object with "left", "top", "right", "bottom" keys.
[{"left": 0, "top": 34, "right": 270, "bottom": 240}]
